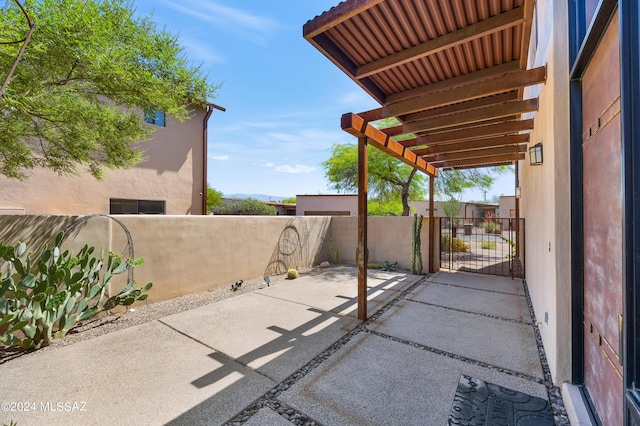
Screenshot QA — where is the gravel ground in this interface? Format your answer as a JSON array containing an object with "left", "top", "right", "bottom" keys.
[{"left": 0, "top": 271, "right": 296, "bottom": 364}]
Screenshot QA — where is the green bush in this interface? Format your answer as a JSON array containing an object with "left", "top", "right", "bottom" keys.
[
  {"left": 211, "top": 198, "right": 277, "bottom": 215},
  {"left": 0, "top": 232, "right": 152, "bottom": 349},
  {"left": 482, "top": 221, "right": 501, "bottom": 234},
  {"left": 481, "top": 241, "right": 496, "bottom": 250},
  {"left": 287, "top": 269, "right": 298, "bottom": 279},
  {"left": 441, "top": 235, "right": 470, "bottom": 252}
]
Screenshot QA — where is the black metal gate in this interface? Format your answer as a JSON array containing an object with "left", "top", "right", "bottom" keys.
[{"left": 440, "top": 217, "right": 525, "bottom": 279}]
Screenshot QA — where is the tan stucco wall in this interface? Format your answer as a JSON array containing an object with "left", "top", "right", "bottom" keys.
[
  {"left": 0, "top": 107, "right": 207, "bottom": 215},
  {"left": 296, "top": 195, "right": 358, "bottom": 216},
  {"left": 520, "top": 0, "right": 572, "bottom": 384},
  {"left": 326, "top": 216, "right": 431, "bottom": 271},
  {"left": 0, "top": 214, "right": 434, "bottom": 305}
]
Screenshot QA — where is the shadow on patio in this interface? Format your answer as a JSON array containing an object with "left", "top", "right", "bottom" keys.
[{"left": 0, "top": 266, "right": 563, "bottom": 425}]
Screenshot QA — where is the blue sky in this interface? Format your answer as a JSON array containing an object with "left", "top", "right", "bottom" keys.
[{"left": 133, "top": 0, "right": 515, "bottom": 202}]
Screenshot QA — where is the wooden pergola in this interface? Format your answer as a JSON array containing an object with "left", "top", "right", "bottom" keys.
[{"left": 304, "top": 0, "right": 543, "bottom": 320}]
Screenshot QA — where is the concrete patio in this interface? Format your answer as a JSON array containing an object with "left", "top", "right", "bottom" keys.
[{"left": 0, "top": 266, "right": 559, "bottom": 425}]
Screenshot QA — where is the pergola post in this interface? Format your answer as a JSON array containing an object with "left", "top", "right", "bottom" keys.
[
  {"left": 358, "top": 136, "right": 368, "bottom": 320},
  {"left": 515, "top": 161, "right": 521, "bottom": 257},
  {"left": 429, "top": 175, "right": 436, "bottom": 273}
]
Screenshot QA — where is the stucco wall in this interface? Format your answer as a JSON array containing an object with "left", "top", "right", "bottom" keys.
[
  {"left": 0, "top": 107, "right": 207, "bottom": 215},
  {"left": 296, "top": 195, "right": 358, "bottom": 216},
  {"left": 520, "top": 0, "right": 572, "bottom": 384},
  {"left": 0, "top": 214, "right": 433, "bottom": 305},
  {"left": 326, "top": 216, "right": 431, "bottom": 271}
]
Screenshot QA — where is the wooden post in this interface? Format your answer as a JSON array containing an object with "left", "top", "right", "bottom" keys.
[
  {"left": 515, "top": 161, "right": 520, "bottom": 257},
  {"left": 429, "top": 175, "right": 436, "bottom": 273},
  {"left": 358, "top": 136, "right": 368, "bottom": 320}
]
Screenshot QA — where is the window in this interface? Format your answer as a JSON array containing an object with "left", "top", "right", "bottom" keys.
[
  {"left": 110, "top": 199, "right": 165, "bottom": 215},
  {"left": 144, "top": 110, "right": 165, "bottom": 126}
]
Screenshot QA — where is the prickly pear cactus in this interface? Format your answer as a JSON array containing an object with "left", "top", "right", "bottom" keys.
[{"left": 0, "top": 231, "right": 152, "bottom": 349}]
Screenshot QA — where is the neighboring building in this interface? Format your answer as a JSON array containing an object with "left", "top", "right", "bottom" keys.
[
  {"left": 295, "top": 194, "right": 357, "bottom": 216},
  {"left": 410, "top": 200, "right": 498, "bottom": 219},
  {"left": 0, "top": 104, "right": 223, "bottom": 215},
  {"left": 264, "top": 201, "right": 296, "bottom": 216},
  {"left": 498, "top": 196, "right": 516, "bottom": 218}
]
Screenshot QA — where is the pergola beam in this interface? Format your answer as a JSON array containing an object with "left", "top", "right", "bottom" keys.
[
  {"left": 430, "top": 153, "right": 525, "bottom": 168},
  {"left": 355, "top": 7, "right": 526, "bottom": 79},
  {"left": 403, "top": 98, "right": 538, "bottom": 133},
  {"left": 341, "top": 112, "right": 438, "bottom": 177},
  {"left": 383, "top": 66, "right": 546, "bottom": 117},
  {"left": 409, "top": 134, "right": 530, "bottom": 155},
  {"left": 397, "top": 119, "right": 534, "bottom": 146},
  {"left": 402, "top": 92, "right": 519, "bottom": 123},
  {"left": 420, "top": 144, "right": 527, "bottom": 163}
]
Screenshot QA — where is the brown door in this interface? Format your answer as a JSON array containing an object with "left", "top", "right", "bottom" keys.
[{"left": 581, "top": 11, "right": 624, "bottom": 426}]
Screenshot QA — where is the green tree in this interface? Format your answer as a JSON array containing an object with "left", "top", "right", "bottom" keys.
[
  {"left": 322, "top": 142, "right": 427, "bottom": 216},
  {"left": 206, "top": 186, "right": 223, "bottom": 214},
  {"left": 440, "top": 196, "right": 462, "bottom": 219},
  {"left": 0, "top": 0, "right": 217, "bottom": 179},
  {"left": 281, "top": 196, "right": 296, "bottom": 204},
  {"left": 211, "top": 198, "right": 277, "bottom": 216},
  {"left": 322, "top": 144, "right": 511, "bottom": 216}
]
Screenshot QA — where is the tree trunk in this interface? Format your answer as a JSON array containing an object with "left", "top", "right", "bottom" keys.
[{"left": 401, "top": 169, "right": 418, "bottom": 216}]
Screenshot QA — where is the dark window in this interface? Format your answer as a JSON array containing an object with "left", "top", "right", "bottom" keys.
[
  {"left": 110, "top": 199, "right": 165, "bottom": 215},
  {"left": 144, "top": 110, "right": 165, "bottom": 126}
]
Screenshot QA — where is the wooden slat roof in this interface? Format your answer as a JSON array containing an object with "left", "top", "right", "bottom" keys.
[{"left": 304, "top": 0, "right": 542, "bottom": 176}]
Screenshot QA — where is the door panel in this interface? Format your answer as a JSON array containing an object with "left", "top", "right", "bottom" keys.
[{"left": 582, "top": 12, "right": 623, "bottom": 426}]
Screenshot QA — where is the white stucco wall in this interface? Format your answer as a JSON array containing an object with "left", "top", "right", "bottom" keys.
[{"left": 520, "top": 0, "right": 572, "bottom": 384}]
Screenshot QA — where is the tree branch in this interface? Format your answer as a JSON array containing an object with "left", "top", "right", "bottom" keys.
[{"left": 0, "top": 0, "right": 36, "bottom": 101}]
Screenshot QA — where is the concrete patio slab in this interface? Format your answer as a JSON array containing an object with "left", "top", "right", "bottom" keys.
[
  {"left": 256, "top": 266, "right": 420, "bottom": 318},
  {"left": 427, "top": 271, "right": 525, "bottom": 296},
  {"left": 0, "top": 321, "right": 275, "bottom": 426},
  {"left": 279, "top": 332, "right": 548, "bottom": 426},
  {"left": 161, "top": 292, "right": 360, "bottom": 382},
  {"left": 407, "top": 281, "right": 530, "bottom": 322},
  {"left": 369, "top": 299, "right": 543, "bottom": 378},
  {"left": 244, "top": 407, "right": 292, "bottom": 426}
]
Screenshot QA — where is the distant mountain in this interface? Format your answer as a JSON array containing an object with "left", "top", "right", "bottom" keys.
[{"left": 225, "top": 193, "right": 288, "bottom": 202}]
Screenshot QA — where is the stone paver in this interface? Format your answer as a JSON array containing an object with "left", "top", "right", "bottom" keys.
[
  {"left": 407, "top": 281, "right": 530, "bottom": 322},
  {"left": 0, "top": 321, "right": 275, "bottom": 426},
  {"left": 280, "top": 332, "right": 547, "bottom": 426},
  {"left": 161, "top": 292, "right": 360, "bottom": 382},
  {"left": 368, "top": 299, "right": 543, "bottom": 378},
  {"left": 427, "top": 271, "right": 525, "bottom": 295}
]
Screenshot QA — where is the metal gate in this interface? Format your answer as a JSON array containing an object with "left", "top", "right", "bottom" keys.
[{"left": 440, "top": 217, "right": 525, "bottom": 279}]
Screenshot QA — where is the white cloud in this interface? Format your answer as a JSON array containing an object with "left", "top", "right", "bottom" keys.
[
  {"left": 208, "top": 154, "right": 229, "bottom": 161},
  {"left": 275, "top": 164, "right": 317, "bottom": 174},
  {"left": 180, "top": 36, "right": 225, "bottom": 65},
  {"left": 159, "top": 0, "right": 278, "bottom": 44},
  {"left": 263, "top": 162, "right": 275, "bottom": 168}
]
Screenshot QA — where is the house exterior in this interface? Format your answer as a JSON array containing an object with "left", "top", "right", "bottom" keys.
[
  {"left": 410, "top": 200, "right": 499, "bottom": 219},
  {"left": 295, "top": 194, "right": 358, "bottom": 216},
  {"left": 304, "top": 0, "right": 640, "bottom": 423},
  {"left": 263, "top": 201, "right": 296, "bottom": 216},
  {"left": 0, "top": 104, "right": 222, "bottom": 215}
]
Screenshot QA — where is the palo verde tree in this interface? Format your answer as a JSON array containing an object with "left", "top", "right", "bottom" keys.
[
  {"left": 0, "top": 0, "right": 217, "bottom": 179},
  {"left": 322, "top": 142, "right": 427, "bottom": 216},
  {"left": 322, "top": 144, "right": 510, "bottom": 216}
]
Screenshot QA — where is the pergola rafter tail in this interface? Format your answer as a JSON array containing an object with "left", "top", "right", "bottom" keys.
[{"left": 341, "top": 112, "right": 438, "bottom": 177}]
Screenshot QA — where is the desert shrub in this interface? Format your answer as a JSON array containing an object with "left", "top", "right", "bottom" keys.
[
  {"left": 482, "top": 221, "right": 501, "bottom": 234},
  {"left": 287, "top": 269, "right": 298, "bottom": 279},
  {"left": 441, "top": 235, "right": 470, "bottom": 252},
  {"left": 481, "top": 241, "right": 496, "bottom": 250},
  {"left": 0, "top": 232, "right": 152, "bottom": 349},
  {"left": 211, "top": 198, "right": 276, "bottom": 215}
]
